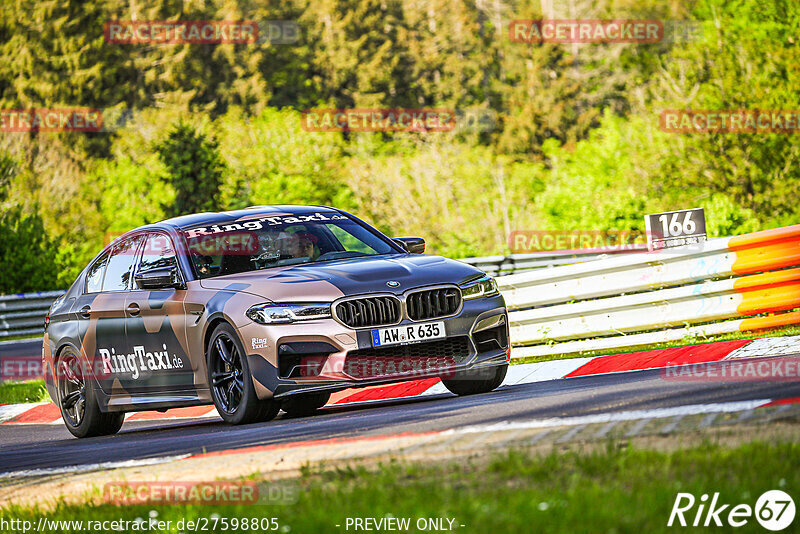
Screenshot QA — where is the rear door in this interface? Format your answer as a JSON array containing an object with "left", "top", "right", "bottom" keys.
[{"left": 124, "top": 232, "right": 195, "bottom": 393}]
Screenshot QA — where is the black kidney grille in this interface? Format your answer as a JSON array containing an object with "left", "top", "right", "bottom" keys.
[
  {"left": 335, "top": 296, "right": 402, "bottom": 328},
  {"left": 406, "top": 287, "right": 461, "bottom": 321}
]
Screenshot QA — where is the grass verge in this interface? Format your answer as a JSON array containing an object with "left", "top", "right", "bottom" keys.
[
  {"left": 0, "top": 380, "right": 50, "bottom": 404},
  {"left": 1, "top": 440, "right": 796, "bottom": 533}
]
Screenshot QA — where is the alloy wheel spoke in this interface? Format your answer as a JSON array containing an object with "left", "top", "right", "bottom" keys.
[
  {"left": 223, "top": 381, "right": 236, "bottom": 411},
  {"left": 215, "top": 338, "right": 234, "bottom": 366},
  {"left": 232, "top": 377, "right": 244, "bottom": 393},
  {"left": 62, "top": 390, "right": 81, "bottom": 409},
  {"left": 66, "top": 370, "right": 82, "bottom": 386},
  {"left": 74, "top": 396, "right": 85, "bottom": 423},
  {"left": 212, "top": 372, "right": 235, "bottom": 387}
]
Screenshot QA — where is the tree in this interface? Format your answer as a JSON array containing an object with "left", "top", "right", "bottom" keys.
[
  {"left": 156, "top": 122, "right": 225, "bottom": 217},
  {"left": 0, "top": 206, "right": 60, "bottom": 293}
]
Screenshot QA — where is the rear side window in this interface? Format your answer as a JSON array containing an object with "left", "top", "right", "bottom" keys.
[
  {"left": 102, "top": 235, "right": 143, "bottom": 292},
  {"left": 85, "top": 253, "right": 109, "bottom": 293}
]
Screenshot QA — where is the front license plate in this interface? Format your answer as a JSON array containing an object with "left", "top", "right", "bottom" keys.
[{"left": 371, "top": 321, "right": 446, "bottom": 347}]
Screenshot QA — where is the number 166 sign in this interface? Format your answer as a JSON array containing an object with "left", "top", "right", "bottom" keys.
[{"left": 645, "top": 208, "right": 707, "bottom": 250}]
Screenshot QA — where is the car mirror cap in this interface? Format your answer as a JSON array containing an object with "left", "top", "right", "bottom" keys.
[
  {"left": 135, "top": 267, "right": 178, "bottom": 290},
  {"left": 393, "top": 237, "right": 426, "bottom": 254}
]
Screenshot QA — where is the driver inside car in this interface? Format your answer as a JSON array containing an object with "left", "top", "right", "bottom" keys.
[{"left": 286, "top": 232, "right": 319, "bottom": 260}]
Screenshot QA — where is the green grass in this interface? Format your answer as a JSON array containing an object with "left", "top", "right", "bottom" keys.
[
  {"left": 0, "top": 380, "right": 50, "bottom": 404},
  {"left": 1, "top": 440, "right": 797, "bottom": 533},
  {"left": 512, "top": 324, "right": 800, "bottom": 365}
]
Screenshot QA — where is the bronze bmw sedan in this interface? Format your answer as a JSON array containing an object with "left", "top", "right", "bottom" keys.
[{"left": 43, "top": 206, "right": 510, "bottom": 437}]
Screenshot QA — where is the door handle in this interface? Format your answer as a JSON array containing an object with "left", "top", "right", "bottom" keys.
[
  {"left": 79, "top": 305, "right": 91, "bottom": 319},
  {"left": 127, "top": 303, "right": 140, "bottom": 316}
]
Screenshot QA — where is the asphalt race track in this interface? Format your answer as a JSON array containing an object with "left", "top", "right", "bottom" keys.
[
  {"left": 2, "top": 357, "right": 800, "bottom": 475},
  {"left": 0, "top": 340, "right": 40, "bottom": 360}
]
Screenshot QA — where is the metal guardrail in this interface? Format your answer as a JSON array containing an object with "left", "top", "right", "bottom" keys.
[
  {"left": 500, "top": 225, "right": 800, "bottom": 359},
  {"left": 457, "top": 245, "right": 648, "bottom": 276},
  {"left": 0, "top": 291, "right": 65, "bottom": 339}
]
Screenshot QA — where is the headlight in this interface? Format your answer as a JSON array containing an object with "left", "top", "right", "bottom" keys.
[
  {"left": 246, "top": 303, "right": 332, "bottom": 324},
  {"left": 460, "top": 276, "right": 500, "bottom": 300}
]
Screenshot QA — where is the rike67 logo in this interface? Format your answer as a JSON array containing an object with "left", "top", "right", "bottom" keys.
[{"left": 668, "top": 490, "right": 795, "bottom": 530}]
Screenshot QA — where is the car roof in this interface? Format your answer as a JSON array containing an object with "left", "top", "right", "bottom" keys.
[{"left": 140, "top": 205, "right": 343, "bottom": 232}]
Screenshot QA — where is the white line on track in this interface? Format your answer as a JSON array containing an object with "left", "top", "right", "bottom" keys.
[
  {"left": 443, "top": 399, "right": 772, "bottom": 436},
  {"left": 0, "top": 454, "right": 191, "bottom": 480}
]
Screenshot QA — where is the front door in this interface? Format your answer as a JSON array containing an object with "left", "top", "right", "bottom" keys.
[{"left": 124, "top": 232, "right": 195, "bottom": 394}]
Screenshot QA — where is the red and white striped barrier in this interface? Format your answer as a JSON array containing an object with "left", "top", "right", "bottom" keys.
[{"left": 501, "top": 224, "right": 800, "bottom": 357}]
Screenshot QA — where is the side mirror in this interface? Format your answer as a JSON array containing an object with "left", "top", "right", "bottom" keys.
[
  {"left": 394, "top": 237, "right": 426, "bottom": 254},
  {"left": 135, "top": 267, "right": 179, "bottom": 290}
]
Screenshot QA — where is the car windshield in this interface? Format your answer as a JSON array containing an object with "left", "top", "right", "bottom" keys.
[{"left": 181, "top": 212, "right": 398, "bottom": 279}]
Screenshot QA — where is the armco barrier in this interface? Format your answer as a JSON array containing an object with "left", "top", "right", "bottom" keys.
[
  {"left": 500, "top": 224, "right": 800, "bottom": 358},
  {"left": 0, "top": 290, "right": 65, "bottom": 339},
  {"left": 458, "top": 245, "right": 648, "bottom": 276}
]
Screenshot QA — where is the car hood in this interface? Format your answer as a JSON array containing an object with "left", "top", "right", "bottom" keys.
[{"left": 198, "top": 254, "right": 484, "bottom": 301}]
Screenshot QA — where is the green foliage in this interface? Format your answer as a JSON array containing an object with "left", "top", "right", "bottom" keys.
[
  {"left": 215, "top": 108, "right": 354, "bottom": 210},
  {"left": 92, "top": 155, "right": 172, "bottom": 235},
  {"left": 0, "top": 205, "right": 65, "bottom": 292},
  {"left": 0, "top": 380, "right": 50, "bottom": 404},
  {"left": 535, "top": 112, "right": 649, "bottom": 232},
  {"left": 0, "top": 151, "right": 14, "bottom": 202},
  {"left": 699, "top": 194, "right": 761, "bottom": 237},
  {"left": 156, "top": 122, "right": 225, "bottom": 218},
  {"left": 638, "top": 0, "right": 800, "bottom": 222},
  {"left": 345, "top": 138, "right": 541, "bottom": 256}
]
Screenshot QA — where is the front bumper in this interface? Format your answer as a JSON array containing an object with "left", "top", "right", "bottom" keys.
[{"left": 240, "top": 294, "right": 509, "bottom": 399}]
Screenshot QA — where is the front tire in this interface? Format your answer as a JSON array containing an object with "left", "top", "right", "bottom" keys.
[
  {"left": 56, "top": 347, "right": 124, "bottom": 438},
  {"left": 281, "top": 392, "right": 331, "bottom": 417},
  {"left": 207, "top": 323, "right": 279, "bottom": 425},
  {"left": 441, "top": 363, "right": 508, "bottom": 396}
]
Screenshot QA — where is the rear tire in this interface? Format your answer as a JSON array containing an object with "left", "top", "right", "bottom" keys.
[
  {"left": 207, "top": 323, "right": 279, "bottom": 425},
  {"left": 56, "top": 346, "right": 124, "bottom": 438},
  {"left": 441, "top": 363, "right": 508, "bottom": 396},
  {"left": 281, "top": 392, "right": 331, "bottom": 417}
]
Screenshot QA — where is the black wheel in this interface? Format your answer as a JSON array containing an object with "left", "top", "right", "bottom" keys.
[
  {"left": 281, "top": 392, "right": 331, "bottom": 417},
  {"left": 441, "top": 363, "right": 508, "bottom": 396},
  {"left": 56, "top": 347, "right": 124, "bottom": 438},
  {"left": 207, "top": 323, "right": 279, "bottom": 424}
]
